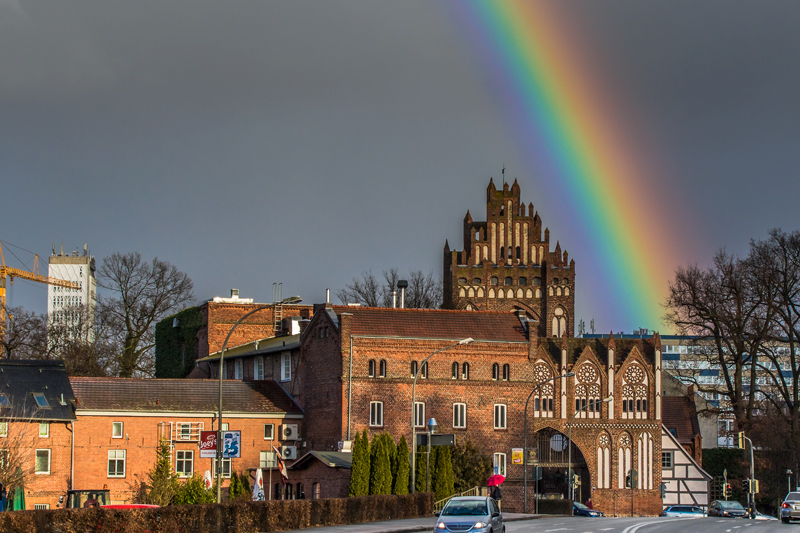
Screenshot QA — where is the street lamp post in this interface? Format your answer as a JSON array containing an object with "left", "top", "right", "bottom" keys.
[
  {"left": 567, "top": 397, "right": 612, "bottom": 502},
  {"left": 788, "top": 470, "right": 793, "bottom": 495},
  {"left": 411, "top": 338, "right": 474, "bottom": 494},
  {"left": 426, "top": 418, "right": 438, "bottom": 493},
  {"left": 215, "top": 295, "right": 302, "bottom": 503},
  {"left": 523, "top": 371, "right": 575, "bottom": 514}
]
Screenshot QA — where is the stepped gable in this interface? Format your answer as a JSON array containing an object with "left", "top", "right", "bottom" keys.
[
  {"left": 332, "top": 305, "right": 528, "bottom": 342},
  {"left": 542, "top": 336, "right": 658, "bottom": 366},
  {"left": 69, "top": 377, "right": 302, "bottom": 414}
]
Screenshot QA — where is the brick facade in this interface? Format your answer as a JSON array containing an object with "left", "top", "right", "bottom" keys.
[
  {"left": 298, "top": 305, "right": 664, "bottom": 514},
  {"left": 443, "top": 179, "right": 575, "bottom": 339}
]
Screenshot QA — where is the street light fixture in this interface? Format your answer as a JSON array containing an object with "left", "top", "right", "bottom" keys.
[
  {"left": 522, "top": 371, "right": 575, "bottom": 514},
  {"left": 567, "top": 396, "right": 612, "bottom": 501},
  {"left": 411, "top": 337, "right": 474, "bottom": 494},
  {"left": 215, "top": 295, "right": 302, "bottom": 503}
]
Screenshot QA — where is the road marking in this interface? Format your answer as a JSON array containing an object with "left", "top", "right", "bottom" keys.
[{"left": 621, "top": 521, "right": 652, "bottom": 533}]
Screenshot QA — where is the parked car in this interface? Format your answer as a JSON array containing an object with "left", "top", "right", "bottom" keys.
[
  {"left": 573, "top": 502, "right": 604, "bottom": 517},
  {"left": 707, "top": 500, "right": 748, "bottom": 518},
  {"left": 659, "top": 505, "right": 706, "bottom": 517},
  {"left": 781, "top": 492, "right": 800, "bottom": 523},
  {"left": 754, "top": 512, "right": 778, "bottom": 521},
  {"left": 434, "top": 496, "right": 504, "bottom": 533}
]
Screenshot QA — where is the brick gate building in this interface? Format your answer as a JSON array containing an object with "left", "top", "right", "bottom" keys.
[{"left": 299, "top": 303, "right": 665, "bottom": 515}]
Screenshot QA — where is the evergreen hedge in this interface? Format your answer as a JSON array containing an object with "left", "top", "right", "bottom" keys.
[{"left": 0, "top": 493, "right": 434, "bottom": 533}]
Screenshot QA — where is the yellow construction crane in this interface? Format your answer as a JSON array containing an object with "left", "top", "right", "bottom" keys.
[{"left": 1, "top": 240, "right": 80, "bottom": 354}]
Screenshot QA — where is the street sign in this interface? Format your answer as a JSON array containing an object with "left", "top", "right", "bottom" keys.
[
  {"left": 416, "top": 433, "right": 455, "bottom": 447},
  {"left": 512, "top": 448, "right": 523, "bottom": 465},
  {"left": 200, "top": 431, "right": 217, "bottom": 458},
  {"left": 531, "top": 466, "right": 542, "bottom": 481},
  {"left": 222, "top": 430, "right": 241, "bottom": 458}
]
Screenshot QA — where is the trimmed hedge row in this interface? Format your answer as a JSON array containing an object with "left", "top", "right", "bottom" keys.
[{"left": 0, "top": 493, "right": 434, "bottom": 533}]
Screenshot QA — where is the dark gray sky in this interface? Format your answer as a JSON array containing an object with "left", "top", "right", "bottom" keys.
[{"left": 2, "top": 0, "right": 799, "bottom": 334}]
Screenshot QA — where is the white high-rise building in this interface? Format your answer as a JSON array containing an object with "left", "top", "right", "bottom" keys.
[{"left": 47, "top": 243, "right": 97, "bottom": 342}]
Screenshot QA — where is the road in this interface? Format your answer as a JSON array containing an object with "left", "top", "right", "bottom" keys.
[
  {"left": 285, "top": 515, "right": 785, "bottom": 533},
  {"left": 508, "top": 516, "right": 783, "bottom": 533}
]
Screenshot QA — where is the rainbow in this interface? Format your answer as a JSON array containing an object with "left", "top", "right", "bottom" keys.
[{"left": 448, "top": 1, "right": 681, "bottom": 332}]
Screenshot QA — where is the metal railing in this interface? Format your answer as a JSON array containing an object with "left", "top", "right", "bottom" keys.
[{"left": 433, "top": 486, "right": 483, "bottom": 513}]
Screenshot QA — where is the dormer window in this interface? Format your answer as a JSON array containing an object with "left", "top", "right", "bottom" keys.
[
  {"left": 32, "top": 393, "right": 50, "bottom": 409},
  {"left": 0, "top": 394, "right": 10, "bottom": 407}
]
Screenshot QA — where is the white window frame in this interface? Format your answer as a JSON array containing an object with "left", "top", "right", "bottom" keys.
[
  {"left": 39, "top": 422, "right": 49, "bottom": 438},
  {"left": 35, "top": 449, "right": 51, "bottom": 474},
  {"left": 370, "top": 401, "right": 384, "bottom": 427},
  {"left": 414, "top": 402, "right": 425, "bottom": 428},
  {"left": 453, "top": 403, "right": 467, "bottom": 429},
  {"left": 260, "top": 450, "right": 276, "bottom": 468},
  {"left": 112, "top": 421, "right": 123, "bottom": 439},
  {"left": 33, "top": 504, "right": 50, "bottom": 510},
  {"left": 494, "top": 404, "right": 507, "bottom": 429},
  {"left": 108, "top": 449, "right": 126, "bottom": 477},
  {"left": 32, "top": 392, "right": 49, "bottom": 408},
  {"left": 281, "top": 352, "right": 291, "bottom": 382},
  {"left": 264, "top": 423, "right": 275, "bottom": 440},
  {"left": 254, "top": 356, "right": 265, "bottom": 380},
  {"left": 234, "top": 359, "right": 243, "bottom": 380},
  {"left": 175, "top": 450, "right": 194, "bottom": 478},
  {"left": 213, "top": 457, "right": 232, "bottom": 478},
  {"left": 493, "top": 452, "right": 506, "bottom": 476}
]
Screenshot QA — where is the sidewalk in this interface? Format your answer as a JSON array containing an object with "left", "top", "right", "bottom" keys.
[{"left": 284, "top": 512, "right": 542, "bottom": 533}]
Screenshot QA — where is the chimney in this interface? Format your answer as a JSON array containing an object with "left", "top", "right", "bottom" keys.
[{"left": 231, "top": 289, "right": 239, "bottom": 299}]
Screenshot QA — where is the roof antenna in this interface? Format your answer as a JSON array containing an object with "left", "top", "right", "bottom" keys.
[{"left": 502, "top": 164, "right": 505, "bottom": 188}]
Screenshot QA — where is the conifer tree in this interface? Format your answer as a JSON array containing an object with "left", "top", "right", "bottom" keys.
[
  {"left": 349, "top": 430, "right": 370, "bottom": 496},
  {"left": 433, "top": 446, "right": 455, "bottom": 501},
  {"left": 369, "top": 433, "right": 392, "bottom": 495},
  {"left": 414, "top": 448, "right": 427, "bottom": 493},
  {"left": 144, "top": 438, "right": 178, "bottom": 505},
  {"left": 393, "top": 435, "right": 410, "bottom": 495}
]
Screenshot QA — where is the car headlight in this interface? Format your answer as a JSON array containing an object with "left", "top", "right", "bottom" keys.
[
  {"left": 436, "top": 523, "right": 446, "bottom": 529},
  {"left": 473, "top": 522, "right": 487, "bottom": 529}
]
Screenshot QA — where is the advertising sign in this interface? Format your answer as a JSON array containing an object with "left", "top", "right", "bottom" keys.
[
  {"left": 511, "top": 448, "right": 523, "bottom": 465},
  {"left": 223, "top": 430, "right": 242, "bottom": 459},
  {"left": 200, "top": 431, "right": 217, "bottom": 458},
  {"left": 527, "top": 447, "right": 538, "bottom": 465}
]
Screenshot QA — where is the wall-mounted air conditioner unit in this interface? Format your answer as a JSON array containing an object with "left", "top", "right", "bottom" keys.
[
  {"left": 281, "top": 424, "right": 299, "bottom": 440},
  {"left": 281, "top": 445, "right": 298, "bottom": 460}
]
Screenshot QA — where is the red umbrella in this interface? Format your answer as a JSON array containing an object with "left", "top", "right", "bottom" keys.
[{"left": 487, "top": 474, "right": 505, "bottom": 486}]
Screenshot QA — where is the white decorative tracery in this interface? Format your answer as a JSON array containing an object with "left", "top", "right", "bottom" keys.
[
  {"left": 621, "top": 363, "right": 649, "bottom": 420},
  {"left": 596, "top": 432, "right": 611, "bottom": 489},
  {"left": 532, "top": 363, "right": 555, "bottom": 418},
  {"left": 617, "top": 433, "right": 632, "bottom": 489},
  {"left": 573, "top": 363, "right": 602, "bottom": 419}
]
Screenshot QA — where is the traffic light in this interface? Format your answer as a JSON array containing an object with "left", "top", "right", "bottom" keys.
[
  {"left": 573, "top": 474, "right": 581, "bottom": 488},
  {"left": 753, "top": 479, "right": 759, "bottom": 494},
  {"left": 738, "top": 431, "right": 745, "bottom": 449},
  {"left": 744, "top": 479, "right": 751, "bottom": 493},
  {"left": 725, "top": 483, "right": 732, "bottom": 498},
  {"left": 625, "top": 473, "right": 631, "bottom": 488},
  {"left": 659, "top": 482, "right": 667, "bottom": 499}
]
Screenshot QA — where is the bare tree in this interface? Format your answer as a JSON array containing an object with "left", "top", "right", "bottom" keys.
[
  {"left": 97, "top": 252, "right": 194, "bottom": 377},
  {"left": 747, "top": 229, "right": 800, "bottom": 470},
  {"left": 664, "top": 250, "right": 767, "bottom": 435},
  {"left": 0, "top": 306, "right": 45, "bottom": 360},
  {"left": 0, "top": 407, "right": 42, "bottom": 499},
  {"left": 337, "top": 268, "right": 441, "bottom": 309}
]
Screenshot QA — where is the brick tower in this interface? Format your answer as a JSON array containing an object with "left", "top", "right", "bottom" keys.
[{"left": 442, "top": 178, "right": 575, "bottom": 337}]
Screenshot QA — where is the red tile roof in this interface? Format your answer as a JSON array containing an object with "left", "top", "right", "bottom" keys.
[
  {"left": 69, "top": 377, "right": 302, "bottom": 415},
  {"left": 332, "top": 306, "right": 528, "bottom": 342},
  {"left": 661, "top": 396, "right": 699, "bottom": 444}
]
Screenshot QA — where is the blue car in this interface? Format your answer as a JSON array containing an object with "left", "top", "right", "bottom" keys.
[{"left": 574, "top": 502, "right": 603, "bottom": 517}]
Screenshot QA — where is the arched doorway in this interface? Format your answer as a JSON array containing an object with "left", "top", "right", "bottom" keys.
[{"left": 530, "top": 427, "right": 590, "bottom": 503}]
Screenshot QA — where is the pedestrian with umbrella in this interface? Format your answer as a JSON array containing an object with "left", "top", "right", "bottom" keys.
[{"left": 487, "top": 474, "right": 505, "bottom": 508}]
